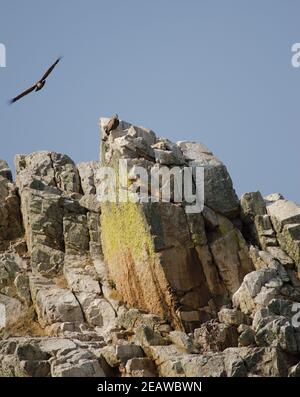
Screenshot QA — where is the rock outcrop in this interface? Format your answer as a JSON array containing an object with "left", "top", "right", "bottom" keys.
[
  {"left": 0, "top": 117, "right": 299, "bottom": 377},
  {"left": 100, "top": 118, "right": 251, "bottom": 332}
]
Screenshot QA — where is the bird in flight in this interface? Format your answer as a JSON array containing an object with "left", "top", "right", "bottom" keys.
[
  {"left": 104, "top": 114, "right": 119, "bottom": 139},
  {"left": 10, "top": 57, "right": 62, "bottom": 104}
]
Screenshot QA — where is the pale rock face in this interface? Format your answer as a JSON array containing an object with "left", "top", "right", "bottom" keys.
[
  {"left": 210, "top": 222, "right": 253, "bottom": 295},
  {"left": 15, "top": 152, "right": 55, "bottom": 191},
  {"left": 0, "top": 118, "right": 300, "bottom": 377},
  {"left": 224, "top": 346, "right": 290, "bottom": 377},
  {"left": 264, "top": 193, "right": 285, "bottom": 203},
  {"left": 100, "top": 119, "right": 248, "bottom": 331},
  {"left": 0, "top": 174, "right": 23, "bottom": 244},
  {"left": 100, "top": 118, "right": 157, "bottom": 164},
  {"left": 0, "top": 294, "right": 25, "bottom": 329},
  {"left": 176, "top": 141, "right": 213, "bottom": 159},
  {"left": 240, "top": 191, "right": 277, "bottom": 249},
  {"left": 0, "top": 339, "right": 51, "bottom": 376},
  {"left": 77, "top": 161, "right": 99, "bottom": 195},
  {"left": 255, "top": 316, "right": 299, "bottom": 354},
  {"left": 127, "top": 125, "right": 156, "bottom": 146},
  {"left": 76, "top": 292, "right": 117, "bottom": 330},
  {"left": 143, "top": 344, "right": 289, "bottom": 377},
  {"left": 180, "top": 353, "right": 227, "bottom": 377},
  {"left": 232, "top": 258, "right": 299, "bottom": 318},
  {"left": 178, "top": 141, "right": 239, "bottom": 218},
  {"left": 115, "top": 344, "right": 144, "bottom": 363},
  {"left": 240, "top": 191, "right": 267, "bottom": 223},
  {"left": 63, "top": 255, "right": 100, "bottom": 295},
  {"left": 77, "top": 161, "right": 101, "bottom": 212},
  {"left": 265, "top": 246, "right": 294, "bottom": 267},
  {"left": 0, "top": 250, "right": 32, "bottom": 329},
  {"left": 254, "top": 215, "right": 277, "bottom": 249},
  {"left": 251, "top": 299, "right": 300, "bottom": 354},
  {"left": 15, "top": 151, "right": 81, "bottom": 194},
  {"left": 267, "top": 199, "right": 300, "bottom": 231},
  {"left": 217, "top": 308, "right": 248, "bottom": 327},
  {"left": 31, "top": 244, "right": 64, "bottom": 276},
  {"left": 39, "top": 338, "right": 77, "bottom": 354},
  {"left": 29, "top": 275, "right": 84, "bottom": 327},
  {"left": 62, "top": 251, "right": 117, "bottom": 330},
  {"left": 153, "top": 139, "right": 185, "bottom": 166},
  {"left": 134, "top": 325, "right": 167, "bottom": 347},
  {"left": 193, "top": 320, "right": 238, "bottom": 352},
  {"left": 233, "top": 272, "right": 271, "bottom": 314},
  {"left": 168, "top": 330, "right": 195, "bottom": 353},
  {"left": 20, "top": 188, "right": 64, "bottom": 254},
  {"left": 153, "top": 148, "right": 182, "bottom": 166},
  {"left": 79, "top": 194, "right": 101, "bottom": 213},
  {"left": 14, "top": 274, "right": 31, "bottom": 305},
  {"left": 87, "top": 212, "right": 102, "bottom": 256},
  {"left": 50, "top": 349, "right": 106, "bottom": 377},
  {"left": 63, "top": 214, "right": 90, "bottom": 255},
  {"left": 265, "top": 198, "right": 300, "bottom": 273}
]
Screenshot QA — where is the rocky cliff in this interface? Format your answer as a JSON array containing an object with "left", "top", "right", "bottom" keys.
[{"left": 0, "top": 118, "right": 300, "bottom": 377}]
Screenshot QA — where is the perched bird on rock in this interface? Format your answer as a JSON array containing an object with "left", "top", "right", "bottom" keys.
[
  {"left": 10, "top": 57, "right": 62, "bottom": 104},
  {"left": 104, "top": 114, "right": 119, "bottom": 138}
]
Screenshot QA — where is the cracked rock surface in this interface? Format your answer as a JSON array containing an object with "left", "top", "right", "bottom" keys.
[{"left": 0, "top": 117, "right": 299, "bottom": 377}]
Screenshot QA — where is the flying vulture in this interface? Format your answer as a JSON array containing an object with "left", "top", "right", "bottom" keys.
[
  {"left": 10, "top": 57, "right": 62, "bottom": 104},
  {"left": 104, "top": 114, "right": 119, "bottom": 137}
]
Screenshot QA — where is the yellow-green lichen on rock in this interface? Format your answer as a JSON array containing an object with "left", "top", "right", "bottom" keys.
[
  {"left": 98, "top": 117, "right": 256, "bottom": 331},
  {"left": 100, "top": 200, "right": 182, "bottom": 329},
  {"left": 101, "top": 201, "right": 155, "bottom": 264}
]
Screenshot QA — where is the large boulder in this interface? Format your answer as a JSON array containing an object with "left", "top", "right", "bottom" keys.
[
  {"left": 177, "top": 141, "right": 239, "bottom": 218},
  {"left": 14, "top": 151, "right": 95, "bottom": 281},
  {"left": 193, "top": 320, "right": 239, "bottom": 352},
  {"left": 77, "top": 161, "right": 101, "bottom": 212},
  {"left": 0, "top": 294, "right": 25, "bottom": 330},
  {"left": 50, "top": 348, "right": 106, "bottom": 377},
  {"left": 266, "top": 197, "right": 300, "bottom": 274},
  {"left": 240, "top": 191, "right": 277, "bottom": 249},
  {"left": 99, "top": 118, "right": 250, "bottom": 331},
  {"left": 209, "top": 213, "right": 253, "bottom": 295},
  {"left": 29, "top": 275, "right": 84, "bottom": 327},
  {"left": 143, "top": 344, "right": 289, "bottom": 377},
  {"left": 15, "top": 151, "right": 81, "bottom": 194},
  {"left": 0, "top": 339, "right": 51, "bottom": 377}
]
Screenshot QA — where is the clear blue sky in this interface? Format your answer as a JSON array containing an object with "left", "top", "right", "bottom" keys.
[{"left": 0, "top": 0, "right": 299, "bottom": 203}]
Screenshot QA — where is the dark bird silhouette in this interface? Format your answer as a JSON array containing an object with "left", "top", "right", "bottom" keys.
[
  {"left": 10, "top": 57, "right": 62, "bottom": 104},
  {"left": 104, "top": 114, "right": 119, "bottom": 137}
]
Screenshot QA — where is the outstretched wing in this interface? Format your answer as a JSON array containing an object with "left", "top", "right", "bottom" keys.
[
  {"left": 40, "top": 57, "right": 62, "bottom": 81},
  {"left": 10, "top": 84, "right": 37, "bottom": 104}
]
